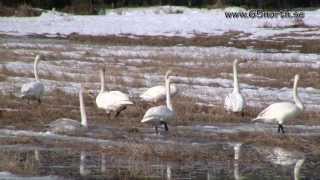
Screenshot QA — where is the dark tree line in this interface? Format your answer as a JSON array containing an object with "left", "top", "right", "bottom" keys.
[{"left": 0, "top": 0, "right": 319, "bottom": 11}]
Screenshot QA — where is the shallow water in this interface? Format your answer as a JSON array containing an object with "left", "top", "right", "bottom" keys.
[{"left": 0, "top": 142, "right": 318, "bottom": 179}]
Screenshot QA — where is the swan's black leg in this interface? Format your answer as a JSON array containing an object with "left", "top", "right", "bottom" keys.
[
  {"left": 280, "top": 124, "right": 285, "bottom": 134},
  {"left": 155, "top": 125, "right": 158, "bottom": 134},
  {"left": 278, "top": 124, "right": 285, "bottom": 134},
  {"left": 38, "top": 98, "right": 41, "bottom": 104},
  {"left": 115, "top": 106, "right": 127, "bottom": 117},
  {"left": 163, "top": 122, "right": 169, "bottom": 131},
  {"left": 241, "top": 111, "right": 244, "bottom": 117}
]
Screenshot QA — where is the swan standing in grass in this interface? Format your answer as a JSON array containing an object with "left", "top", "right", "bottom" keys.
[
  {"left": 96, "top": 68, "right": 133, "bottom": 117},
  {"left": 141, "top": 70, "right": 176, "bottom": 134},
  {"left": 48, "top": 85, "right": 87, "bottom": 134},
  {"left": 252, "top": 74, "right": 304, "bottom": 134},
  {"left": 140, "top": 70, "right": 178, "bottom": 103},
  {"left": 21, "top": 55, "right": 44, "bottom": 103},
  {"left": 224, "top": 59, "right": 245, "bottom": 115}
]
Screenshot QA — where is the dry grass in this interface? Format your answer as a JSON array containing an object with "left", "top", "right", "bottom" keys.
[
  {"left": 0, "top": 150, "right": 40, "bottom": 175},
  {"left": 68, "top": 31, "right": 320, "bottom": 54}
]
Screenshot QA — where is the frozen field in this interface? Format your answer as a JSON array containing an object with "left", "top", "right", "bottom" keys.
[{"left": 0, "top": 6, "right": 320, "bottom": 179}]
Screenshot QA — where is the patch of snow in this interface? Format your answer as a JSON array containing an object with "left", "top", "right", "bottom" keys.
[{"left": 0, "top": 7, "right": 319, "bottom": 39}]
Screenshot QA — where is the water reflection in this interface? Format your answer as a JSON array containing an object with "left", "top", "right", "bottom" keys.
[
  {"left": 101, "top": 153, "right": 106, "bottom": 173},
  {"left": 257, "top": 146, "right": 305, "bottom": 180},
  {"left": 233, "top": 143, "right": 242, "bottom": 180},
  {"left": 0, "top": 144, "right": 316, "bottom": 179},
  {"left": 79, "top": 151, "right": 90, "bottom": 176},
  {"left": 166, "top": 164, "right": 172, "bottom": 180}
]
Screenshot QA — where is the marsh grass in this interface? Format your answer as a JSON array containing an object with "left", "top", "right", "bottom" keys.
[{"left": 0, "top": 150, "right": 39, "bottom": 175}]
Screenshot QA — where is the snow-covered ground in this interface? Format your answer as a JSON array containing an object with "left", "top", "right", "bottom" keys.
[{"left": 0, "top": 6, "right": 319, "bottom": 39}]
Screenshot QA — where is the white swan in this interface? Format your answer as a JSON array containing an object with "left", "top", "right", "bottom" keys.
[
  {"left": 96, "top": 68, "right": 133, "bottom": 117},
  {"left": 224, "top": 59, "right": 245, "bottom": 115},
  {"left": 141, "top": 72, "right": 175, "bottom": 134},
  {"left": 140, "top": 70, "right": 178, "bottom": 103},
  {"left": 21, "top": 55, "right": 45, "bottom": 103},
  {"left": 253, "top": 74, "right": 304, "bottom": 133},
  {"left": 48, "top": 85, "right": 88, "bottom": 134}
]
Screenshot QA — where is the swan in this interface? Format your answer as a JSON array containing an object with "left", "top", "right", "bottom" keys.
[
  {"left": 140, "top": 70, "right": 178, "bottom": 103},
  {"left": 141, "top": 71, "right": 175, "bottom": 134},
  {"left": 252, "top": 74, "right": 304, "bottom": 133},
  {"left": 48, "top": 85, "right": 88, "bottom": 134},
  {"left": 224, "top": 59, "right": 245, "bottom": 115},
  {"left": 21, "top": 55, "right": 45, "bottom": 103},
  {"left": 96, "top": 68, "right": 133, "bottom": 117}
]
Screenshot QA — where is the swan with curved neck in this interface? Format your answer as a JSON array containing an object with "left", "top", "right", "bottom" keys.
[
  {"left": 96, "top": 68, "right": 133, "bottom": 118},
  {"left": 21, "top": 55, "right": 45, "bottom": 103},
  {"left": 224, "top": 59, "right": 245, "bottom": 115},
  {"left": 140, "top": 71, "right": 178, "bottom": 103},
  {"left": 253, "top": 74, "right": 304, "bottom": 133},
  {"left": 141, "top": 70, "right": 176, "bottom": 134},
  {"left": 48, "top": 85, "right": 88, "bottom": 134}
]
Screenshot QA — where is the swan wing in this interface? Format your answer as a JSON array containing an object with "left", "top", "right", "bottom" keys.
[
  {"left": 21, "top": 81, "right": 44, "bottom": 98},
  {"left": 140, "top": 85, "right": 166, "bottom": 102},
  {"left": 140, "top": 84, "right": 178, "bottom": 102},
  {"left": 96, "top": 91, "right": 133, "bottom": 109},
  {"left": 108, "top": 91, "right": 133, "bottom": 104},
  {"left": 254, "top": 102, "right": 298, "bottom": 123},
  {"left": 141, "top": 105, "right": 175, "bottom": 123}
]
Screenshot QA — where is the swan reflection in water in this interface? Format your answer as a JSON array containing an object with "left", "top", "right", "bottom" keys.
[
  {"left": 80, "top": 151, "right": 91, "bottom": 176},
  {"left": 233, "top": 143, "right": 242, "bottom": 180},
  {"left": 257, "top": 146, "right": 305, "bottom": 180}
]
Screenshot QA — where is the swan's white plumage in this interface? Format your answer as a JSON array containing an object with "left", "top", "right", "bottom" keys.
[
  {"left": 140, "top": 84, "right": 177, "bottom": 103},
  {"left": 141, "top": 105, "right": 175, "bottom": 124},
  {"left": 254, "top": 102, "right": 301, "bottom": 124},
  {"left": 48, "top": 85, "right": 88, "bottom": 134},
  {"left": 21, "top": 55, "right": 44, "bottom": 101},
  {"left": 224, "top": 59, "right": 245, "bottom": 112},
  {"left": 253, "top": 74, "right": 304, "bottom": 125},
  {"left": 95, "top": 69, "right": 133, "bottom": 114},
  {"left": 224, "top": 92, "right": 245, "bottom": 112},
  {"left": 141, "top": 70, "right": 175, "bottom": 126}
]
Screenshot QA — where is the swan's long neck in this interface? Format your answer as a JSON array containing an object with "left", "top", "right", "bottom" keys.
[
  {"left": 294, "top": 159, "right": 304, "bottom": 180},
  {"left": 34, "top": 56, "right": 40, "bottom": 81},
  {"left": 79, "top": 87, "right": 87, "bottom": 127},
  {"left": 293, "top": 76, "right": 304, "bottom": 111},
  {"left": 166, "top": 77, "right": 173, "bottom": 111},
  {"left": 99, "top": 69, "right": 105, "bottom": 93},
  {"left": 233, "top": 61, "right": 240, "bottom": 93}
]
